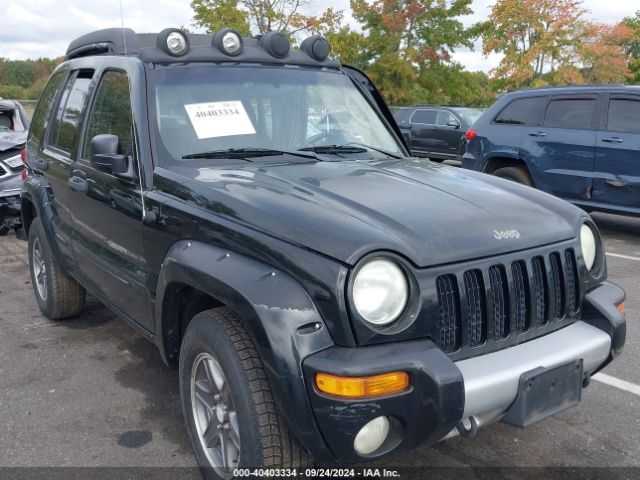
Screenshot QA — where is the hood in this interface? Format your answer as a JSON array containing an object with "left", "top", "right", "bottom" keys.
[
  {"left": 0, "top": 131, "right": 27, "bottom": 152},
  {"left": 164, "top": 158, "right": 584, "bottom": 267}
]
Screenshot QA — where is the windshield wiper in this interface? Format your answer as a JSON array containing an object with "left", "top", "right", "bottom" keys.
[
  {"left": 182, "top": 147, "right": 318, "bottom": 160},
  {"left": 340, "top": 142, "right": 403, "bottom": 159},
  {"left": 298, "top": 145, "right": 368, "bottom": 155}
]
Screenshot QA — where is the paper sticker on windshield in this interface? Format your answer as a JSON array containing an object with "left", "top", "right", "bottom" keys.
[{"left": 184, "top": 101, "right": 256, "bottom": 139}]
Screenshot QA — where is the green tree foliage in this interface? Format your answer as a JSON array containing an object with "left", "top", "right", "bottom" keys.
[
  {"left": 0, "top": 57, "right": 62, "bottom": 100},
  {"left": 622, "top": 11, "right": 640, "bottom": 84}
]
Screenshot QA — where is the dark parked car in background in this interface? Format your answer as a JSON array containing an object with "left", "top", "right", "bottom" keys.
[
  {"left": 462, "top": 85, "right": 640, "bottom": 217},
  {"left": 0, "top": 99, "right": 29, "bottom": 236},
  {"left": 394, "top": 105, "right": 482, "bottom": 161}
]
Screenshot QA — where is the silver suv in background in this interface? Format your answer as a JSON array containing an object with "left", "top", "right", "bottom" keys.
[{"left": 0, "top": 99, "right": 29, "bottom": 237}]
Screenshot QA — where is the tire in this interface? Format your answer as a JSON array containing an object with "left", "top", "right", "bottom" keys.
[
  {"left": 28, "top": 217, "right": 85, "bottom": 320},
  {"left": 492, "top": 166, "right": 533, "bottom": 187},
  {"left": 179, "top": 307, "right": 313, "bottom": 479}
]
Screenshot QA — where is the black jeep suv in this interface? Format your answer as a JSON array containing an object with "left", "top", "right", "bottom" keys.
[{"left": 22, "top": 28, "right": 625, "bottom": 478}]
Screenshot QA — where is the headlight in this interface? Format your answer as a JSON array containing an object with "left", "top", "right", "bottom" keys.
[
  {"left": 580, "top": 224, "right": 597, "bottom": 271},
  {"left": 352, "top": 258, "right": 408, "bottom": 326}
]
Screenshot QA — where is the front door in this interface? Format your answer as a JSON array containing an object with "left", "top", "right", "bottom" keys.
[
  {"left": 70, "top": 69, "right": 153, "bottom": 331},
  {"left": 434, "top": 110, "right": 463, "bottom": 158},
  {"left": 593, "top": 94, "right": 640, "bottom": 211},
  {"left": 520, "top": 95, "right": 598, "bottom": 202}
]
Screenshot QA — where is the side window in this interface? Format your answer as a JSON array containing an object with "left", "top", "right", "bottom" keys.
[
  {"left": 544, "top": 98, "right": 596, "bottom": 130},
  {"left": 410, "top": 109, "right": 437, "bottom": 125},
  {"left": 28, "top": 71, "right": 66, "bottom": 146},
  {"left": 82, "top": 70, "right": 133, "bottom": 159},
  {"left": 494, "top": 96, "right": 547, "bottom": 125},
  {"left": 606, "top": 98, "right": 640, "bottom": 134},
  {"left": 437, "top": 111, "right": 457, "bottom": 126},
  {"left": 48, "top": 70, "right": 94, "bottom": 154}
]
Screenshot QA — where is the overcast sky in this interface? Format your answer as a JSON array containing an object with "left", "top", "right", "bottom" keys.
[{"left": 1, "top": 0, "right": 637, "bottom": 72}]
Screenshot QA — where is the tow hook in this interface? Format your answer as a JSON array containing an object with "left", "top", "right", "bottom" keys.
[{"left": 456, "top": 416, "right": 478, "bottom": 439}]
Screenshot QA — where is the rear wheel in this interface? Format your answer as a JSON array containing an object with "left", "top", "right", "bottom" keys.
[
  {"left": 179, "top": 307, "right": 312, "bottom": 479},
  {"left": 492, "top": 166, "right": 533, "bottom": 187},
  {"left": 28, "top": 217, "right": 85, "bottom": 320}
]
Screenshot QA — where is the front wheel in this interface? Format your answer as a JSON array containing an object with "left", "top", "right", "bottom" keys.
[{"left": 179, "top": 307, "right": 312, "bottom": 479}]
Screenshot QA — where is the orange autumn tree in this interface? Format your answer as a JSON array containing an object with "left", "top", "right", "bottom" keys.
[
  {"left": 481, "top": 0, "right": 585, "bottom": 89},
  {"left": 349, "top": 0, "right": 478, "bottom": 104},
  {"left": 578, "top": 22, "right": 634, "bottom": 84}
]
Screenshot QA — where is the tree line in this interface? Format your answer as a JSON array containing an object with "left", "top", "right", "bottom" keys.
[{"left": 1, "top": 0, "right": 639, "bottom": 107}]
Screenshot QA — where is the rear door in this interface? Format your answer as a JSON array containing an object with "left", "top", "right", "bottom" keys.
[
  {"left": 39, "top": 69, "right": 94, "bottom": 261},
  {"left": 593, "top": 94, "right": 640, "bottom": 211},
  {"left": 520, "top": 94, "right": 598, "bottom": 201},
  {"left": 408, "top": 109, "right": 438, "bottom": 155},
  {"left": 70, "top": 68, "right": 152, "bottom": 331},
  {"left": 434, "top": 110, "right": 463, "bottom": 158}
]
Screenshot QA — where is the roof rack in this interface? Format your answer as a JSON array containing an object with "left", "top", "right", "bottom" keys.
[{"left": 64, "top": 27, "right": 340, "bottom": 68}]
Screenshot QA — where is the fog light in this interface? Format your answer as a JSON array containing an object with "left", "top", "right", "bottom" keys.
[{"left": 354, "top": 416, "right": 390, "bottom": 456}]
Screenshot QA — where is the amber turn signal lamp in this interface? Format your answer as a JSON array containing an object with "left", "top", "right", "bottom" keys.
[
  {"left": 616, "top": 302, "right": 625, "bottom": 314},
  {"left": 315, "top": 372, "right": 409, "bottom": 398}
]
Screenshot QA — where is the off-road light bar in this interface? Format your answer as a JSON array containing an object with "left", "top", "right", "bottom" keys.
[{"left": 315, "top": 371, "right": 409, "bottom": 398}]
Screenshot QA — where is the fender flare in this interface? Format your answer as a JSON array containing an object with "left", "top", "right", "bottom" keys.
[{"left": 155, "top": 240, "right": 335, "bottom": 458}]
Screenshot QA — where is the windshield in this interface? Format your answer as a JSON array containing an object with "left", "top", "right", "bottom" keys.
[
  {"left": 149, "top": 65, "right": 403, "bottom": 165},
  {"left": 455, "top": 108, "right": 482, "bottom": 126}
]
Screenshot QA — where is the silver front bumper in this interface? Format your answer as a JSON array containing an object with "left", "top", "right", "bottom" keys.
[{"left": 444, "top": 321, "right": 611, "bottom": 439}]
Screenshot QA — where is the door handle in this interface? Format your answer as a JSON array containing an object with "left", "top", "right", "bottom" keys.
[
  {"left": 68, "top": 176, "right": 88, "bottom": 193},
  {"left": 528, "top": 131, "right": 547, "bottom": 137},
  {"left": 606, "top": 180, "right": 626, "bottom": 188},
  {"left": 601, "top": 137, "right": 624, "bottom": 143},
  {"left": 32, "top": 159, "right": 49, "bottom": 171}
]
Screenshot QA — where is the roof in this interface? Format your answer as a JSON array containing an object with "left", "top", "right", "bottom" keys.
[
  {"left": 65, "top": 28, "right": 340, "bottom": 68},
  {"left": 506, "top": 84, "right": 640, "bottom": 96}
]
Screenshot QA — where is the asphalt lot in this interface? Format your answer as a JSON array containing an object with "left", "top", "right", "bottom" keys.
[{"left": 0, "top": 212, "right": 639, "bottom": 477}]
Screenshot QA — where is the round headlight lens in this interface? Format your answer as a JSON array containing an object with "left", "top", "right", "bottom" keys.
[
  {"left": 167, "top": 32, "right": 188, "bottom": 55},
  {"left": 580, "top": 224, "right": 597, "bottom": 271},
  {"left": 352, "top": 259, "right": 409, "bottom": 326},
  {"left": 222, "top": 31, "right": 242, "bottom": 55}
]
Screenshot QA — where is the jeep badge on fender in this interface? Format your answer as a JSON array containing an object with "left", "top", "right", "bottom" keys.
[{"left": 21, "top": 27, "right": 626, "bottom": 479}]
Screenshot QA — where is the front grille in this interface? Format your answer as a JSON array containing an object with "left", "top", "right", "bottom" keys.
[
  {"left": 463, "top": 270, "right": 485, "bottom": 347},
  {"left": 436, "top": 275, "right": 460, "bottom": 353},
  {"left": 489, "top": 265, "right": 510, "bottom": 340},
  {"left": 435, "top": 248, "right": 580, "bottom": 356}
]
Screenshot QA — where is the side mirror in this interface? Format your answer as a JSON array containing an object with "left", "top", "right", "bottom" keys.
[
  {"left": 447, "top": 120, "right": 461, "bottom": 129},
  {"left": 90, "top": 134, "right": 135, "bottom": 180}
]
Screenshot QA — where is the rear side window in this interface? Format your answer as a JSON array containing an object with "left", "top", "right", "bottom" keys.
[
  {"left": 494, "top": 97, "right": 547, "bottom": 125},
  {"left": 48, "top": 70, "right": 94, "bottom": 154},
  {"left": 82, "top": 70, "right": 133, "bottom": 159},
  {"left": 28, "top": 72, "right": 66, "bottom": 145},
  {"left": 544, "top": 98, "right": 596, "bottom": 130},
  {"left": 410, "top": 109, "right": 437, "bottom": 124},
  {"left": 607, "top": 98, "right": 640, "bottom": 133}
]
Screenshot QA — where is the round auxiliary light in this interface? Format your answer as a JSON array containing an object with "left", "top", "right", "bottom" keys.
[
  {"left": 354, "top": 416, "right": 390, "bottom": 456},
  {"left": 352, "top": 258, "right": 409, "bottom": 326},
  {"left": 212, "top": 28, "right": 243, "bottom": 56},
  {"left": 580, "top": 223, "right": 597, "bottom": 271},
  {"left": 260, "top": 31, "right": 290, "bottom": 58},
  {"left": 157, "top": 28, "right": 190, "bottom": 57},
  {"left": 299, "top": 35, "right": 330, "bottom": 61}
]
